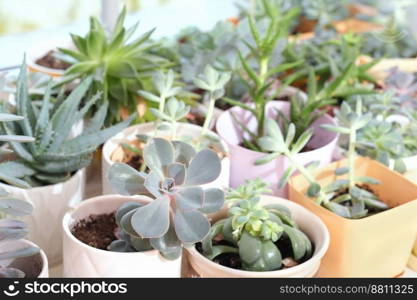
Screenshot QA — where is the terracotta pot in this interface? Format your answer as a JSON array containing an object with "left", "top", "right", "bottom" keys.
[
  {"left": 62, "top": 194, "right": 181, "bottom": 277},
  {"left": 0, "top": 239, "right": 49, "bottom": 278},
  {"left": 215, "top": 101, "right": 338, "bottom": 197},
  {"left": 0, "top": 169, "right": 85, "bottom": 266},
  {"left": 27, "top": 39, "right": 71, "bottom": 77},
  {"left": 185, "top": 195, "right": 329, "bottom": 278},
  {"left": 102, "top": 122, "right": 230, "bottom": 194},
  {"left": 289, "top": 157, "right": 417, "bottom": 277}
]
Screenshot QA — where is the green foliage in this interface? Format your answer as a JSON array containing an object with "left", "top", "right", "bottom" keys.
[
  {"left": 256, "top": 101, "right": 389, "bottom": 219},
  {"left": 0, "top": 113, "right": 38, "bottom": 278},
  {"left": 108, "top": 138, "right": 224, "bottom": 260},
  {"left": 58, "top": 7, "right": 173, "bottom": 125},
  {"left": 0, "top": 60, "right": 134, "bottom": 186},
  {"left": 202, "top": 179, "right": 312, "bottom": 272}
]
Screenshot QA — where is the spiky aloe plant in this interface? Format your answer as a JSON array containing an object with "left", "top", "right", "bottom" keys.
[
  {"left": 0, "top": 61, "right": 134, "bottom": 186},
  {"left": 108, "top": 138, "right": 224, "bottom": 259},
  {"left": 256, "top": 101, "right": 389, "bottom": 219},
  {"left": 201, "top": 179, "right": 312, "bottom": 271},
  {"left": 0, "top": 113, "right": 38, "bottom": 278},
  {"left": 57, "top": 7, "right": 172, "bottom": 125}
]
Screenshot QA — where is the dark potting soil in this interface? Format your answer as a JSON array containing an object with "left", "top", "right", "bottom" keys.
[
  {"left": 126, "top": 155, "right": 144, "bottom": 170},
  {"left": 36, "top": 50, "right": 70, "bottom": 70},
  {"left": 330, "top": 184, "right": 386, "bottom": 216},
  {"left": 71, "top": 213, "right": 117, "bottom": 250},
  {"left": 196, "top": 235, "right": 314, "bottom": 271}
]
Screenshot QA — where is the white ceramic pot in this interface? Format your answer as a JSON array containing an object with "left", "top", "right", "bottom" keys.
[
  {"left": 27, "top": 38, "right": 71, "bottom": 77},
  {"left": 0, "top": 169, "right": 85, "bottom": 266},
  {"left": 216, "top": 101, "right": 338, "bottom": 196},
  {"left": 62, "top": 194, "right": 181, "bottom": 278},
  {"left": 0, "top": 239, "right": 49, "bottom": 278},
  {"left": 102, "top": 122, "right": 230, "bottom": 194},
  {"left": 185, "top": 195, "right": 329, "bottom": 278}
]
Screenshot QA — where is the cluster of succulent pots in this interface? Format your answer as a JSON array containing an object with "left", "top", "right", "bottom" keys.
[{"left": 1, "top": 1, "right": 417, "bottom": 278}]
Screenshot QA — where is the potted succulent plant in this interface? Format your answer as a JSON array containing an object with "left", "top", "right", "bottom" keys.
[
  {"left": 0, "top": 61, "right": 134, "bottom": 266},
  {"left": 102, "top": 66, "right": 231, "bottom": 194},
  {"left": 0, "top": 112, "right": 48, "bottom": 278},
  {"left": 261, "top": 101, "right": 417, "bottom": 277},
  {"left": 215, "top": 9, "right": 340, "bottom": 196},
  {"left": 26, "top": 38, "right": 72, "bottom": 78},
  {"left": 56, "top": 7, "right": 174, "bottom": 126},
  {"left": 63, "top": 138, "right": 225, "bottom": 277},
  {"left": 184, "top": 179, "right": 329, "bottom": 278}
]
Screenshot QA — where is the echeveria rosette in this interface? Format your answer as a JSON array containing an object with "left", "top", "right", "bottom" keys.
[{"left": 108, "top": 138, "right": 225, "bottom": 259}]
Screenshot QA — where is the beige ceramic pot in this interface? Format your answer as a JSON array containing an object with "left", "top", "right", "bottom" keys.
[
  {"left": 185, "top": 195, "right": 329, "bottom": 278},
  {"left": 62, "top": 194, "right": 181, "bottom": 278}
]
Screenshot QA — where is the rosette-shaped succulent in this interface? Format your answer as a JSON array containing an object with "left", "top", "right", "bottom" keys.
[{"left": 108, "top": 138, "right": 225, "bottom": 259}]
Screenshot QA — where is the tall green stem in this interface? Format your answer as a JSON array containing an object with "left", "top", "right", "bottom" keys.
[{"left": 202, "top": 92, "right": 215, "bottom": 137}]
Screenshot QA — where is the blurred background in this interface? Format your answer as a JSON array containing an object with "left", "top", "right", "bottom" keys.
[{"left": 0, "top": 0, "right": 237, "bottom": 68}]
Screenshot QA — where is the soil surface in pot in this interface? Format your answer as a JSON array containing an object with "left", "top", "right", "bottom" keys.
[
  {"left": 36, "top": 50, "right": 70, "bottom": 70},
  {"left": 111, "top": 136, "right": 226, "bottom": 170},
  {"left": 196, "top": 236, "right": 314, "bottom": 271},
  {"left": 71, "top": 213, "right": 117, "bottom": 250},
  {"left": 186, "top": 112, "right": 205, "bottom": 127},
  {"left": 330, "top": 184, "right": 388, "bottom": 217}
]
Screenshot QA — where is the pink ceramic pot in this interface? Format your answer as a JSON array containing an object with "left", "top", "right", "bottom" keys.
[{"left": 216, "top": 101, "right": 338, "bottom": 196}]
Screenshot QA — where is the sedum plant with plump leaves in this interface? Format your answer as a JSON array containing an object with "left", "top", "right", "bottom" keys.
[
  {"left": 0, "top": 61, "right": 134, "bottom": 186},
  {"left": 108, "top": 138, "right": 225, "bottom": 259},
  {"left": 256, "top": 101, "right": 389, "bottom": 219},
  {"left": 201, "top": 179, "right": 313, "bottom": 272},
  {"left": 58, "top": 7, "right": 172, "bottom": 125},
  {"left": 0, "top": 113, "right": 38, "bottom": 278}
]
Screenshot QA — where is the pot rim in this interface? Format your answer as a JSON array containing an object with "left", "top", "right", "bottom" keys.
[
  {"left": 0, "top": 168, "right": 85, "bottom": 192},
  {"left": 215, "top": 100, "right": 338, "bottom": 156},
  {"left": 62, "top": 194, "right": 164, "bottom": 257},
  {"left": 289, "top": 157, "right": 417, "bottom": 222},
  {"left": 102, "top": 121, "right": 230, "bottom": 167},
  {"left": 186, "top": 195, "right": 330, "bottom": 277},
  {"left": 26, "top": 38, "right": 72, "bottom": 76}
]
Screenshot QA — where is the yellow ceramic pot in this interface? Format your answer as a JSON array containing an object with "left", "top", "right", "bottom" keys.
[{"left": 289, "top": 157, "right": 417, "bottom": 277}]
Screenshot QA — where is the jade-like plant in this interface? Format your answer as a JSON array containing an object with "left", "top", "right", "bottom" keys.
[
  {"left": 57, "top": 7, "right": 172, "bottom": 125},
  {"left": 0, "top": 60, "right": 134, "bottom": 186},
  {"left": 256, "top": 101, "right": 389, "bottom": 218},
  {"left": 201, "top": 179, "right": 313, "bottom": 271},
  {"left": 108, "top": 138, "right": 224, "bottom": 259},
  {"left": 0, "top": 113, "right": 38, "bottom": 278}
]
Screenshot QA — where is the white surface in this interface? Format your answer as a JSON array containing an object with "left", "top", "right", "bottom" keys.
[{"left": 0, "top": 0, "right": 238, "bottom": 69}]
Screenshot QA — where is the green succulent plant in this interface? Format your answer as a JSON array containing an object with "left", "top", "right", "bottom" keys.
[
  {"left": 256, "top": 101, "right": 389, "bottom": 219},
  {"left": 108, "top": 138, "right": 224, "bottom": 259},
  {"left": 57, "top": 7, "right": 173, "bottom": 125},
  {"left": 222, "top": 1, "right": 303, "bottom": 139},
  {"left": 0, "top": 60, "right": 134, "bottom": 186},
  {"left": 201, "top": 179, "right": 313, "bottom": 272},
  {"left": 0, "top": 113, "right": 38, "bottom": 278}
]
